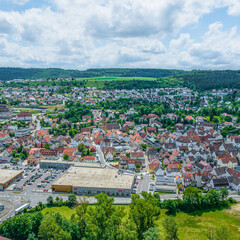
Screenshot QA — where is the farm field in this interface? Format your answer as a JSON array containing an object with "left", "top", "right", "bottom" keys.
[
  {"left": 75, "top": 76, "right": 157, "bottom": 89},
  {"left": 41, "top": 204, "right": 240, "bottom": 239}
]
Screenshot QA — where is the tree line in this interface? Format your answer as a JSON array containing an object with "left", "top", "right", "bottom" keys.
[{"left": 0, "top": 187, "right": 235, "bottom": 240}]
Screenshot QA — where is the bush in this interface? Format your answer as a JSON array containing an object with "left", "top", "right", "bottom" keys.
[{"left": 228, "top": 197, "right": 237, "bottom": 204}]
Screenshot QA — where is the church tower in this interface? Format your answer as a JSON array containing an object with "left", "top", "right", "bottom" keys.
[
  {"left": 196, "top": 170, "right": 202, "bottom": 188},
  {"left": 102, "top": 114, "right": 107, "bottom": 133}
]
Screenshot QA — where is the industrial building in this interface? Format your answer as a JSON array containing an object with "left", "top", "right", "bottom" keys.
[
  {"left": 0, "top": 170, "right": 24, "bottom": 190},
  {"left": 52, "top": 166, "right": 135, "bottom": 197},
  {"left": 40, "top": 160, "right": 73, "bottom": 169},
  {"left": 39, "top": 160, "right": 101, "bottom": 170}
]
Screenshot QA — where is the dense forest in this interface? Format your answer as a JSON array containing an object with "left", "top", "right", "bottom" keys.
[
  {"left": 0, "top": 68, "right": 184, "bottom": 81},
  {"left": 1, "top": 67, "right": 240, "bottom": 90},
  {"left": 104, "top": 78, "right": 183, "bottom": 90},
  {"left": 175, "top": 70, "right": 240, "bottom": 90}
]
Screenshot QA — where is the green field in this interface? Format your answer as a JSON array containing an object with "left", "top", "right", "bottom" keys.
[
  {"left": 75, "top": 76, "right": 157, "bottom": 81},
  {"left": 75, "top": 76, "right": 157, "bottom": 89},
  {"left": 41, "top": 204, "right": 240, "bottom": 239},
  {"left": 42, "top": 206, "right": 76, "bottom": 219}
]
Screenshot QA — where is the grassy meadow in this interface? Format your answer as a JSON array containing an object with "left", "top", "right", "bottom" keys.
[
  {"left": 41, "top": 204, "right": 240, "bottom": 239},
  {"left": 75, "top": 76, "right": 157, "bottom": 89}
]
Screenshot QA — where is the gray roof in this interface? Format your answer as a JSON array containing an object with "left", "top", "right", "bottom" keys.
[
  {"left": 214, "top": 167, "right": 227, "bottom": 176},
  {"left": 232, "top": 177, "right": 240, "bottom": 186},
  {"left": 212, "top": 178, "right": 229, "bottom": 187}
]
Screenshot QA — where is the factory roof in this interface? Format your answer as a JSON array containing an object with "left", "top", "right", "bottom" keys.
[
  {"left": 0, "top": 170, "right": 23, "bottom": 185},
  {"left": 53, "top": 166, "right": 134, "bottom": 190}
]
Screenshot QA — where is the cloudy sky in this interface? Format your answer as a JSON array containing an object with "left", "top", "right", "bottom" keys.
[{"left": 0, "top": 0, "right": 240, "bottom": 70}]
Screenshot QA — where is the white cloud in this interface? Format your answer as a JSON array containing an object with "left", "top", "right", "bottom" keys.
[
  {"left": 221, "top": 0, "right": 240, "bottom": 16},
  {"left": 10, "top": 0, "right": 30, "bottom": 5},
  {"left": 0, "top": 0, "right": 240, "bottom": 69}
]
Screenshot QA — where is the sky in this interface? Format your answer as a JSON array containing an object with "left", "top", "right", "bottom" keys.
[{"left": 0, "top": 0, "right": 240, "bottom": 70}]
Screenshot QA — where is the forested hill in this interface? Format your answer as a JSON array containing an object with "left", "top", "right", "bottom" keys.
[
  {"left": 1, "top": 67, "right": 240, "bottom": 90},
  {"left": 0, "top": 67, "right": 184, "bottom": 81},
  {"left": 175, "top": 70, "right": 240, "bottom": 90}
]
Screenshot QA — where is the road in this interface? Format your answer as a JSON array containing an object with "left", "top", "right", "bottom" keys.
[
  {"left": 137, "top": 175, "right": 151, "bottom": 194},
  {"left": 32, "top": 114, "right": 41, "bottom": 131},
  {"left": 0, "top": 186, "right": 239, "bottom": 222},
  {"left": 95, "top": 144, "right": 120, "bottom": 170},
  {"left": 95, "top": 145, "right": 107, "bottom": 168}
]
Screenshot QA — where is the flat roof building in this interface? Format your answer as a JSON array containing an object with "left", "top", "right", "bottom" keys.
[
  {"left": 39, "top": 160, "right": 102, "bottom": 170},
  {"left": 52, "top": 166, "right": 135, "bottom": 197},
  {"left": 0, "top": 169, "right": 23, "bottom": 190}
]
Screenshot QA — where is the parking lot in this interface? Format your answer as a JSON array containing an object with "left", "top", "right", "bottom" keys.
[
  {"left": 0, "top": 200, "right": 14, "bottom": 222},
  {"left": 3, "top": 165, "right": 66, "bottom": 194}
]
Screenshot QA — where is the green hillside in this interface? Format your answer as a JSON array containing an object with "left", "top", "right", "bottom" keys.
[
  {"left": 1, "top": 67, "right": 240, "bottom": 90},
  {"left": 0, "top": 67, "right": 184, "bottom": 81}
]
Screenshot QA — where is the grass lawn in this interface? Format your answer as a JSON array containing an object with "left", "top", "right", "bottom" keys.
[
  {"left": 156, "top": 205, "right": 240, "bottom": 240},
  {"left": 75, "top": 76, "right": 157, "bottom": 81},
  {"left": 41, "top": 206, "right": 76, "bottom": 219},
  {"left": 16, "top": 109, "right": 40, "bottom": 114},
  {"left": 41, "top": 204, "right": 240, "bottom": 239},
  {"left": 75, "top": 76, "right": 157, "bottom": 89},
  {"left": 41, "top": 205, "right": 129, "bottom": 220}
]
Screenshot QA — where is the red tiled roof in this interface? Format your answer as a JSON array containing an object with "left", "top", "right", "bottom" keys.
[{"left": 17, "top": 112, "right": 32, "bottom": 117}]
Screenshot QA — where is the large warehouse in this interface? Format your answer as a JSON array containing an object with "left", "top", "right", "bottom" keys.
[
  {"left": 0, "top": 169, "right": 23, "bottom": 190},
  {"left": 52, "top": 166, "right": 135, "bottom": 197}
]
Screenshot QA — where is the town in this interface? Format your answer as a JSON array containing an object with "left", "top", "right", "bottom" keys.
[{"left": 0, "top": 84, "right": 239, "bottom": 216}]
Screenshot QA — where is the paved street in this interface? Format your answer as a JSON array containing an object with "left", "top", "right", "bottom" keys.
[{"left": 136, "top": 175, "right": 151, "bottom": 194}]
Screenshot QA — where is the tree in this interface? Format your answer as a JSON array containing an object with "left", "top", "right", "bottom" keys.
[
  {"left": 47, "top": 196, "right": 54, "bottom": 206},
  {"left": 68, "top": 194, "right": 77, "bottom": 207},
  {"left": 9, "top": 132, "right": 15, "bottom": 137},
  {"left": 219, "top": 187, "right": 228, "bottom": 201},
  {"left": 71, "top": 200, "right": 89, "bottom": 238},
  {"left": 69, "top": 128, "right": 77, "bottom": 138},
  {"left": 27, "top": 232, "right": 38, "bottom": 240},
  {"left": 163, "top": 200, "right": 177, "bottom": 215},
  {"left": 45, "top": 143, "right": 50, "bottom": 149},
  {"left": 31, "top": 212, "right": 43, "bottom": 236},
  {"left": 87, "top": 193, "right": 126, "bottom": 240},
  {"left": 0, "top": 213, "right": 33, "bottom": 240},
  {"left": 143, "top": 227, "right": 161, "bottom": 240},
  {"left": 136, "top": 163, "right": 141, "bottom": 170},
  {"left": 63, "top": 154, "right": 69, "bottom": 161},
  {"left": 78, "top": 143, "right": 85, "bottom": 152},
  {"left": 162, "top": 216, "right": 179, "bottom": 240},
  {"left": 225, "top": 116, "right": 232, "bottom": 122},
  {"left": 38, "top": 213, "right": 71, "bottom": 240},
  {"left": 212, "top": 117, "right": 219, "bottom": 123},
  {"left": 130, "top": 192, "right": 160, "bottom": 239},
  {"left": 17, "top": 145, "right": 23, "bottom": 153},
  {"left": 55, "top": 196, "right": 60, "bottom": 204}
]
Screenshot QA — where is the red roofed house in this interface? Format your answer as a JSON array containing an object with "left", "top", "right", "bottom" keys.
[
  {"left": 17, "top": 112, "right": 32, "bottom": 121},
  {"left": 94, "top": 131, "right": 104, "bottom": 144},
  {"left": 0, "top": 132, "right": 9, "bottom": 142},
  {"left": 147, "top": 127, "right": 156, "bottom": 134},
  {"left": 89, "top": 144, "right": 97, "bottom": 153},
  {"left": 149, "top": 160, "right": 160, "bottom": 172},
  {"left": 186, "top": 116, "right": 194, "bottom": 121},
  {"left": 63, "top": 148, "right": 77, "bottom": 159},
  {"left": 218, "top": 157, "right": 238, "bottom": 169},
  {"left": 81, "top": 156, "right": 95, "bottom": 163},
  {"left": 130, "top": 151, "right": 145, "bottom": 166}
]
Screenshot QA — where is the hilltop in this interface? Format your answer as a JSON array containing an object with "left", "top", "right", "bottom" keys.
[{"left": 1, "top": 67, "right": 240, "bottom": 90}]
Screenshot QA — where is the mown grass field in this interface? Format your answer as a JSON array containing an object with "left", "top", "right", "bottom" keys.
[
  {"left": 75, "top": 76, "right": 157, "bottom": 89},
  {"left": 41, "top": 204, "right": 240, "bottom": 239},
  {"left": 75, "top": 76, "right": 157, "bottom": 81}
]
